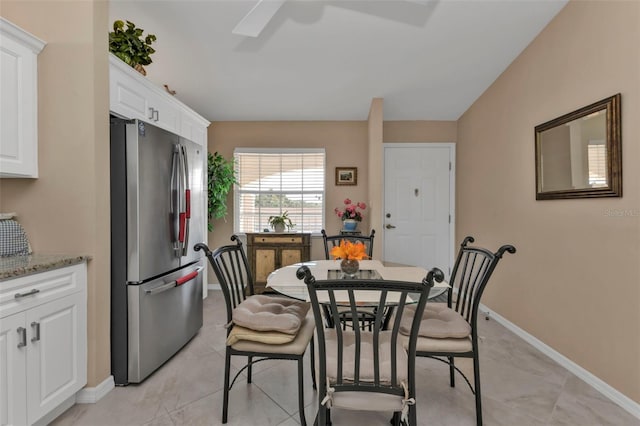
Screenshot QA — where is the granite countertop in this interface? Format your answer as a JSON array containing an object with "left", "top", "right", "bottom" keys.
[{"left": 0, "top": 254, "right": 90, "bottom": 281}]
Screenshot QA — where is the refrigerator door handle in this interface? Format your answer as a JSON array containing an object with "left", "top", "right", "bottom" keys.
[
  {"left": 144, "top": 266, "right": 203, "bottom": 295},
  {"left": 175, "top": 268, "right": 200, "bottom": 286},
  {"left": 171, "top": 145, "right": 181, "bottom": 255},
  {"left": 177, "top": 145, "right": 187, "bottom": 248},
  {"left": 145, "top": 281, "right": 176, "bottom": 295},
  {"left": 181, "top": 145, "right": 190, "bottom": 256}
]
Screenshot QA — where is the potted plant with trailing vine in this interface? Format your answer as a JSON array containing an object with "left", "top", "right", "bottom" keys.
[
  {"left": 268, "top": 211, "right": 295, "bottom": 233},
  {"left": 109, "top": 20, "right": 157, "bottom": 75},
  {"left": 208, "top": 152, "right": 237, "bottom": 232}
]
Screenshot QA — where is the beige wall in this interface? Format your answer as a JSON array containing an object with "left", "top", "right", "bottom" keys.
[
  {"left": 456, "top": 0, "right": 640, "bottom": 402},
  {"left": 384, "top": 120, "right": 457, "bottom": 143},
  {"left": 207, "top": 117, "right": 460, "bottom": 272},
  {"left": 207, "top": 121, "right": 369, "bottom": 260},
  {"left": 0, "top": 1, "right": 110, "bottom": 387}
]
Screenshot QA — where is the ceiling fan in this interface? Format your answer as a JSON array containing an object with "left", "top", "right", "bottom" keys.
[
  {"left": 232, "top": 0, "right": 430, "bottom": 38},
  {"left": 233, "top": 0, "right": 287, "bottom": 38}
]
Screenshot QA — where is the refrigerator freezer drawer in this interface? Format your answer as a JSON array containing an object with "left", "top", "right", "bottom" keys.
[{"left": 126, "top": 261, "right": 203, "bottom": 383}]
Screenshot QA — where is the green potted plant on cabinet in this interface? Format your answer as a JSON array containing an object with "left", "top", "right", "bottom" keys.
[
  {"left": 109, "top": 20, "right": 157, "bottom": 75},
  {"left": 208, "top": 152, "right": 237, "bottom": 232},
  {"left": 268, "top": 211, "right": 295, "bottom": 233}
]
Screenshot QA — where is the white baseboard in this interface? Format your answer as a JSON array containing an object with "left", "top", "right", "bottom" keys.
[
  {"left": 480, "top": 303, "right": 640, "bottom": 420},
  {"left": 76, "top": 375, "right": 115, "bottom": 404}
]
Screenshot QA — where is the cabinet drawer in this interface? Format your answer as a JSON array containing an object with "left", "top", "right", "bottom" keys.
[
  {"left": 254, "top": 236, "right": 303, "bottom": 244},
  {"left": 0, "top": 263, "right": 86, "bottom": 319}
]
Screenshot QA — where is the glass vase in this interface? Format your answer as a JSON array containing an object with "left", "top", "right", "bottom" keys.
[{"left": 340, "top": 258, "right": 360, "bottom": 277}]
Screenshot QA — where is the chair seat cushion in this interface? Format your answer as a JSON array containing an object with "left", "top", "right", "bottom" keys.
[
  {"left": 226, "top": 325, "right": 296, "bottom": 346},
  {"left": 229, "top": 312, "right": 315, "bottom": 355},
  {"left": 400, "top": 303, "right": 471, "bottom": 339},
  {"left": 324, "top": 330, "right": 407, "bottom": 384},
  {"left": 232, "top": 294, "right": 310, "bottom": 334},
  {"left": 331, "top": 390, "right": 405, "bottom": 412},
  {"left": 399, "top": 333, "right": 473, "bottom": 353}
]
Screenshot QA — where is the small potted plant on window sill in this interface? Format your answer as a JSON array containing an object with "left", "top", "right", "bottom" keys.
[{"left": 268, "top": 211, "right": 295, "bottom": 233}]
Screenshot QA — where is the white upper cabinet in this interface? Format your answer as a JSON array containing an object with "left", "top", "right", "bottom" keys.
[
  {"left": 109, "top": 54, "right": 209, "bottom": 146},
  {"left": 0, "top": 18, "right": 46, "bottom": 178}
]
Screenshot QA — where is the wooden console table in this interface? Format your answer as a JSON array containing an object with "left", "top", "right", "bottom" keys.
[{"left": 246, "top": 232, "right": 311, "bottom": 294}]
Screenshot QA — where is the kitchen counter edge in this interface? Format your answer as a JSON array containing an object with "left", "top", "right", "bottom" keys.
[{"left": 0, "top": 254, "right": 91, "bottom": 281}]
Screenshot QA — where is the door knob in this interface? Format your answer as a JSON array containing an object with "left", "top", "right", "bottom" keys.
[{"left": 385, "top": 224, "right": 396, "bottom": 229}]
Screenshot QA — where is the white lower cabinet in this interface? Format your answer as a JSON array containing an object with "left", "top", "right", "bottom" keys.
[
  {"left": 0, "top": 312, "right": 27, "bottom": 426},
  {"left": 0, "top": 263, "right": 87, "bottom": 426}
]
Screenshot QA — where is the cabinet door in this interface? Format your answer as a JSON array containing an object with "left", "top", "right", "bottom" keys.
[
  {"left": 281, "top": 249, "right": 302, "bottom": 267},
  {"left": 0, "top": 36, "right": 39, "bottom": 178},
  {"left": 254, "top": 248, "right": 277, "bottom": 284},
  {"left": 0, "top": 312, "right": 27, "bottom": 426},
  {"left": 26, "top": 292, "right": 86, "bottom": 425},
  {"left": 109, "top": 64, "right": 152, "bottom": 122},
  {"left": 147, "top": 91, "right": 180, "bottom": 133},
  {"left": 180, "top": 113, "right": 207, "bottom": 146}
]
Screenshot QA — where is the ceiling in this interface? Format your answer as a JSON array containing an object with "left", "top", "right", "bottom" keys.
[{"left": 109, "top": 0, "right": 567, "bottom": 122}]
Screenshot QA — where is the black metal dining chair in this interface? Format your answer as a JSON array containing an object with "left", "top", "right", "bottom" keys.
[
  {"left": 297, "top": 264, "right": 444, "bottom": 426},
  {"left": 321, "top": 229, "right": 376, "bottom": 260},
  {"left": 402, "top": 236, "right": 516, "bottom": 426},
  {"left": 321, "top": 229, "right": 377, "bottom": 330},
  {"left": 195, "top": 237, "right": 315, "bottom": 425}
]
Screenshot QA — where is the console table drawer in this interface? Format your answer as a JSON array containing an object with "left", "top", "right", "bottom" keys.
[{"left": 253, "top": 236, "right": 303, "bottom": 244}]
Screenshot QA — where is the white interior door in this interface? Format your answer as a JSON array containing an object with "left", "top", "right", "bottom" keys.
[{"left": 383, "top": 143, "right": 455, "bottom": 280}]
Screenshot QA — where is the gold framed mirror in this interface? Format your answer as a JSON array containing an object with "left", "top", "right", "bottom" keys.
[{"left": 535, "top": 93, "right": 621, "bottom": 200}]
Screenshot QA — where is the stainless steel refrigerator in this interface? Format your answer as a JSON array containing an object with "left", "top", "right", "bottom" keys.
[{"left": 110, "top": 116, "right": 204, "bottom": 385}]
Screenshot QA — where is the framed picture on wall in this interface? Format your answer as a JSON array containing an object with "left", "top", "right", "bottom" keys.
[{"left": 335, "top": 167, "right": 357, "bottom": 186}]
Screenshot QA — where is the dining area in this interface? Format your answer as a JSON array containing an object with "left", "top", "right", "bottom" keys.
[
  {"left": 49, "top": 230, "right": 639, "bottom": 426},
  {"left": 194, "top": 231, "right": 516, "bottom": 426}
]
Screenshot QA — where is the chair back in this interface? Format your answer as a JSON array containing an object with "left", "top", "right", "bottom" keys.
[
  {"left": 195, "top": 236, "right": 254, "bottom": 325},
  {"left": 297, "top": 266, "right": 442, "bottom": 404},
  {"left": 321, "top": 229, "right": 376, "bottom": 260},
  {"left": 448, "top": 236, "right": 516, "bottom": 328}
]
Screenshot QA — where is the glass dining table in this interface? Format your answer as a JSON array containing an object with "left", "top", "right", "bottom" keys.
[{"left": 266, "top": 259, "right": 449, "bottom": 303}]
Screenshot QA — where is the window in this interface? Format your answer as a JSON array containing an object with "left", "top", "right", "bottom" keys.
[
  {"left": 587, "top": 141, "right": 607, "bottom": 187},
  {"left": 234, "top": 148, "right": 325, "bottom": 233}
]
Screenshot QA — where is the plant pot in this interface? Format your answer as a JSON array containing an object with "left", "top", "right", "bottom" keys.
[
  {"left": 273, "top": 223, "right": 285, "bottom": 233},
  {"left": 340, "top": 258, "right": 360, "bottom": 277},
  {"left": 342, "top": 219, "right": 358, "bottom": 232}
]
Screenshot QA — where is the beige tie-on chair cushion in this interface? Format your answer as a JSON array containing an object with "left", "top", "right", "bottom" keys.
[
  {"left": 399, "top": 303, "right": 473, "bottom": 353},
  {"left": 324, "top": 330, "right": 408, "bottom": 384},
  {"left": 319, "top": 330, "right": 408, "bottom": 412},
  {"left": 226, "top": 295, "right": 311, "bottom": 346},
  {"left": 233, "top": 294, "right": 310, "bottom": 334},
  {"left": 228, "top": 312, "right": 315, "bottom": 354},
  {"left": 400, "top": 303, "right": 471, "bottom": 338}
]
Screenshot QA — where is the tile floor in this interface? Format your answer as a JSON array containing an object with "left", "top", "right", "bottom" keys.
[{"left": 52, "top": 293, "right": 639, "bottom": 426}]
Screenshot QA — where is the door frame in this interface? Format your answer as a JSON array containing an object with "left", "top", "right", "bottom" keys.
[{"left": 382, "top": 142, "right": 456, "bottom": 276}]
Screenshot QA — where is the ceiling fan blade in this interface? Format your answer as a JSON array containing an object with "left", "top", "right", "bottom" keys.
[{"left": 232, "top": 0, "right": 286, "bottom": 37}]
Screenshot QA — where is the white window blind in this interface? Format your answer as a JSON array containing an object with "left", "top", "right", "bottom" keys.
[
  {"left": 588, "top": 143, "right": 607, "bottom": 187},
  {"left": 234, "top": 149, "right": 325, "bottom": 233}
]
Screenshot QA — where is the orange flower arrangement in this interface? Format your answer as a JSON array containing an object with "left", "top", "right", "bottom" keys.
[{"left": 330, "top": 240, "right": 369, "bottom": 260}]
